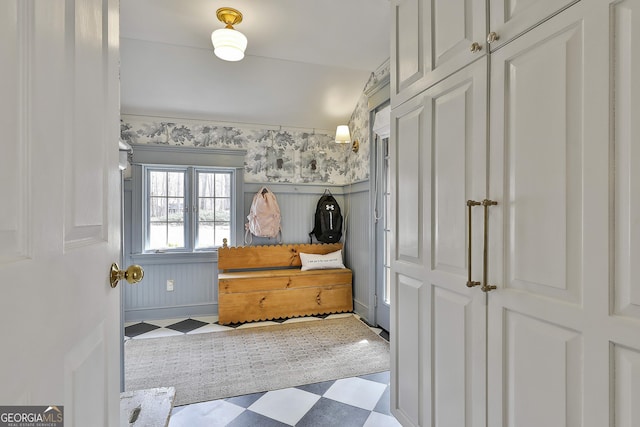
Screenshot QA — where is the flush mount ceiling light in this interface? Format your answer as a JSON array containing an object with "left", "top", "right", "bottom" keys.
[{"left": 211, "top": 7, "right": 247, "bottom": 62}]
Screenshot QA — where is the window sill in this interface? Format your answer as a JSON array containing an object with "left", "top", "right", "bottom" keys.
[{"left": 130, "top": 251, "right": 218, "bottom": 264}]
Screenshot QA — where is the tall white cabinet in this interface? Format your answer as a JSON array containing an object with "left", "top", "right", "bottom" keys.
[{"left": 390, "top": 0, "right": 640, "bottom": 426}]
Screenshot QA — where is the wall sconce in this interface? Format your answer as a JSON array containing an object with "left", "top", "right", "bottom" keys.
[{"left": 335, "top": 125, "right": 359, "bottom": 153}]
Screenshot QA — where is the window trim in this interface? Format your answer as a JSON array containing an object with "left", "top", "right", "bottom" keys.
[
  {"left": 129, "top": 144, "right": 246, "bottom": 256},
  {"left": 142, "top": 165, "right": 236, "bottom": 253}
]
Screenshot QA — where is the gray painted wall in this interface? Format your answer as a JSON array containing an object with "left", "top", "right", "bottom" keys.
[
  {"left": 241, "top": 183, "right": 345, "bottom": 246},
  {"left": 123, "top": 179, "right": 374, "bottom": 324},
  {"left": 343, "top": 181, "right": 374, "bottom": 321}
]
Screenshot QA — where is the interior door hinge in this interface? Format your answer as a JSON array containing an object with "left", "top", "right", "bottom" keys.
[{"left": 374, "top": 294, "right": 378, "bottom": 307}]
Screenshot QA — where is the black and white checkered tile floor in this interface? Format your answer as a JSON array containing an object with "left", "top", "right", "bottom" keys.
[{"left": 124, "top": 314, "right": 398, "bottom": 427}]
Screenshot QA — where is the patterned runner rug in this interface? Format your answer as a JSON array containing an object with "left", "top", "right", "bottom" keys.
[{"left": 124, "top": 316, "right": 390, "bottom": 406}]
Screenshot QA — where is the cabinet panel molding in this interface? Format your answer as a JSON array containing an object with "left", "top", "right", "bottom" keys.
[
  {"left": 489, "top": 0, "right": 580, "bottom": 50},
  {"left": 503, "top": 310, "right": 582, "bottom": 427},
  {"left": 432, "top": 286, "right": 479, "bottom": 426},
  {"left": 391, "top": 273, "right": 428, "bottom": 427},
  {"left": 614, "top": 344, "right": 640, "bottom": 427},
  {"left": 497, "top": 21, "right": 584, "bottom": 304},
  {"left": 392, "top": 97, "right": 426, "bottom": 265},
  {"left": 391, "top": 0, "right": 485, "bottom": 108},
  {"left": 613, "top": 0, "right": 640, "bottom": 319},
  {"left": 0, "top": 1, "right": 31, "bottom": 263}
]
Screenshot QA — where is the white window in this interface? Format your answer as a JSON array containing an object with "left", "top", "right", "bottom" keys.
[
  {"left": 144, "top": 166, "right": 234, "bottom": 252},
  {"left": 195, "top": 170, "right": 232, "bottom": 249}
]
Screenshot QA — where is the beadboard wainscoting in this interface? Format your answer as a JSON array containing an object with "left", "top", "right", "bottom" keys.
[
  {"left": 124, "top": 253, "right": 219, "bottom": 322},
  {"left": 242, "top": 183, "right": 345, "bottom": 246},
  {"left": 343, "top": 181, "right": 374, "bottom": 321},
  {"left": 123, "top": 180, "right": 374, "bottom": 324}
]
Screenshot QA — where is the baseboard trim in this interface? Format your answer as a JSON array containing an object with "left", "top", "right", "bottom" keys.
[
  {"left": 353, "top": 299, "right": 370, "bottom": 324},
  {"left": 125, "top": 303, "right": 218, "bottom": 323}
]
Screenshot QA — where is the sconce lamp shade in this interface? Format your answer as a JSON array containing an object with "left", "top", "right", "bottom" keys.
[
  {"left": 335, "top": 125, "right": 351, "bottom": 144},
  {"left": 211, "top": 28, "right": 247, "bottom": 61}
]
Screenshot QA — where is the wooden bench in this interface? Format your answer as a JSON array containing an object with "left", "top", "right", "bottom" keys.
[{"left": 217, "top": 240, "right": 353, "bottom": 325}]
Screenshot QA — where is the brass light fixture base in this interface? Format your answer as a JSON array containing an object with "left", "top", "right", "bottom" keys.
[
  {"left": 352, "top": 140, "right": 360, "bottom": 153},
  {"left": 216, "top": 7, "right": 243, "bottom": 27}
]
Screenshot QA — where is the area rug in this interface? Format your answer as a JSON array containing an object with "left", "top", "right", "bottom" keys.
[{"left": 124, "top": 316, "right": 390, "bottom": 406}]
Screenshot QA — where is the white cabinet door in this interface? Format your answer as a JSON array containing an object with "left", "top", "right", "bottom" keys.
[
  {"left": 390, "top": 82, "right": 429, "bottom": 427},
  {"left": 486, "top": 2, "right": 617, "bottom": 426},
  {"left": 488, "top": 0, "right": 579, "bottom": 50},
  {"left": 0, "top": 0, "right": 122, "bottom": 424},
  {"left": 391, "top": 58, "right": 488, "bottom": 427},
  {"left": 391, "top": 0, "right": 486, "bottom": 108}
]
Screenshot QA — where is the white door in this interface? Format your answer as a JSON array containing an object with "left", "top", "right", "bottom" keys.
[
  {"left": 0, "top": 0, "right": 121, "bottom": 425},
  {"left": 486, "top": 6, "right": 587, "bottom": 425},
  {"left": 390, "top": 58, "right": 488, "bottom": 427}
]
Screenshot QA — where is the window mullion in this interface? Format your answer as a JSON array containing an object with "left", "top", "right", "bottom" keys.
[
  {"left": 165, "top": 171, "right": 170, "bottom": 249},
  {"left": 184, "top": 168, "right": 190, "bottom": 251},
  {"left": 195, "top": 168, "right": 202, "bottom": 250},
  {"left": 194, "top": 168, "right": 199, "bottom": 250}
]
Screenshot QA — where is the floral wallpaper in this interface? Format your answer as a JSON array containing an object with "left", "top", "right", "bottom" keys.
[
  {"left": 120, "top": 59, "right": 390, "bottom": 186},
  {"left": 121, "top": 116, "right": 350, "bottom": 185},
  {"left": 347, "top": 92, "right": 371, "bottom": 183},
  {"left": 347, "top": 59, "right": 390, "bottom": 183}
]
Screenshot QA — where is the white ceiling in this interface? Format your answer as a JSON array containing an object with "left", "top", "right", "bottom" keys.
[{"left": 119, "top": 0, "right": 391, "bottom": 132}]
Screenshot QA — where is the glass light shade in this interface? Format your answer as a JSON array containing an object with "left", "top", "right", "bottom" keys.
[
  {"left": 211, "top": 28, "right": 247, "bottom": 62},
  {"left": 335, "top": 125, "right": 351, "bottom": 143}
]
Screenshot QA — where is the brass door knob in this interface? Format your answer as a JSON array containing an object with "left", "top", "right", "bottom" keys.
[
  {"left": 470, "top": 42, "right": 482, "bottom": 53},
  {"left": 110, "top": 263, "right": 144, "bottom": 288},
  {"left": 487, "top": 32, "right": 500, "bottom": 43}
]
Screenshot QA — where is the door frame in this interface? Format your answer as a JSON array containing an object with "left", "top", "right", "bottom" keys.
[
  {"left": 372, "top": 121, "right": 391, "bottom": 332},
  {"left": 366, "top": 79, "right": 390, "bottom": 329}
]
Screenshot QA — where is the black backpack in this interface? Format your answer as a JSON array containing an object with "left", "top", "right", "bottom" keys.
[{"left": 309, "top": 190, "right": 343, "bottom": 243}]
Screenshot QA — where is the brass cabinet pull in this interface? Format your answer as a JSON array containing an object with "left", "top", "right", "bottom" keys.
[
  {"left": 470, "top": 42, "right": 482, "bottom": 53},
  {"left": 466, "top": 200, "right": 482, "bottom": 288},
  {"left": 481, "top": 199, "right": 498, "bottom": 292},
  {"left": 487, "top": 32, "right": 500, "bottom": 44}
]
